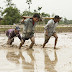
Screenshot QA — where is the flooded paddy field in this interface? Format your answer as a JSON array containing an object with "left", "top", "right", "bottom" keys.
[{"left": 0, "top": 33, "right": 72, "bottom": 72}]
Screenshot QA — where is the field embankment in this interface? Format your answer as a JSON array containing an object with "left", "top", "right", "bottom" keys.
[{"left": 0, "top": 25, "right": 72, "bottom": 33}]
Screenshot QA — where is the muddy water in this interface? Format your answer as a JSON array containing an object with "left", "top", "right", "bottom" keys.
[{"left": 0, "top": 33, "right": 72, "bottom": 72}]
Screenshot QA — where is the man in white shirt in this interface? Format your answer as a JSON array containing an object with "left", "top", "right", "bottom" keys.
[{"left": 43, "top": 15, "right": 61, "bottom": 49}]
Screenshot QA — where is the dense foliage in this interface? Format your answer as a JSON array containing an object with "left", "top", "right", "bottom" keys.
[{"left": 1, "top": 7, "right": 21, "bottom": 25}]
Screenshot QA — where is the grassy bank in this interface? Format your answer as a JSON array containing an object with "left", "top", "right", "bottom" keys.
[
  {"left": 56, "top": 27, "right": 72, "bottom": 32},
  {"left": 35, "top": 26, "right": 72, "bottom": 33},
  {"left": 0, "top": 26, "right": 72, "bottom": 33}
]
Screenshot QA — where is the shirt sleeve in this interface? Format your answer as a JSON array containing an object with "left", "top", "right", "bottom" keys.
[
  {"left": 17, "top": 33, "right": 22, "bottom": 40},
  {"left": 45, "top": 20, "right": 53, "bottom": 30}
]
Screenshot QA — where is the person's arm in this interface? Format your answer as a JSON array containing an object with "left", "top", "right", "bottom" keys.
[
  {"left": 21, "top": 18, "right": 25, "bottom": 24},
  {"left": 44, "top": 21, "right": 50, "bottom": 36},
  {"left": 23, "top": 19, "right": 29, "bottom": 33},
  {"left": 21, "top": 18, "right": 29, "bottom": 26},
  {"left": 45, "top": 20, "right": 51, "bottom": 29},
  {"left": 45, "top": 29, "right": 48, "bottom": 36},
  {"left": 17, "top": 33, "right": 22, "bottom": 41}
]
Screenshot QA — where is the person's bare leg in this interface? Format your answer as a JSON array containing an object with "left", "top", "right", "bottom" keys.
[
  {"left": 7, "top": 39, "right": 10, "bottom": 45},
  {"left": 43, "top": 41, "right": 47, "bottom": 48},
  {"left": 43, "top": 36, "right": 50, "bottom": 48},
  {"left": 19, "top": 40, "right": 25, "bottom": 49},
  {"left": 29, "top": 36, "right": 35, "bottom": 49},
  {"left": 7, "top": 38, "right": 14, "bottom": 45},
  {"left": 53, "top": 33, "right": 58, "bottom": 49}
]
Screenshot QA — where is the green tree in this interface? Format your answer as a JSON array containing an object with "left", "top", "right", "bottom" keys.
[
  {"left": 1, "top": 0, "right": 21, "bottom": 25},
  {"left": 41, "top": 12, "right": 50, "bottom": 17},
  {"left": 64, "top": 18, "right": 68, "bottom": 24},
  {"left": 22, "top": 11, "right": 33, "bottom": 16},
  {"left": 41, "top": 12, "right": 50, "bottom": 24},
  {"left": 1, "top": 7, "right": 21, "bottom": 25},
  {"left": 59, "top": 19, "right": 64, "bottom": 24},
  {"left": 68, "top": 20, "right": 72, "bottom": 24}
]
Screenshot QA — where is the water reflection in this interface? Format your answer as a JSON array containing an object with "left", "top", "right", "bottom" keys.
[
  {"left": 33, "top": 48, "right": 45, "bottom": 72},
  {"left": 6, "top": 51, "right": 20, "bottom": 64},
  {"left": 6, "top": 49, "right": 34, "bottom": 72},
  {"left": 44, "top": 49, "right": 58, "bottom": 72},
  {"left": 21, "top": 49, "right": 34, "bottom": 72},
  {"left": 6, "top": 48, "right": 58, "bottom": 72}
]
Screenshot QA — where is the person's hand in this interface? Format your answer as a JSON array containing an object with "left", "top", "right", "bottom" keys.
[{"left": 21, "top": 19, "right": 24, "bottom": 23}]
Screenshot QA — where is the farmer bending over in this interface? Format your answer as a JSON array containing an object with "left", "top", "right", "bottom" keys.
[{"left": 6, "top": 26, "right": 21, "bottom": 45}]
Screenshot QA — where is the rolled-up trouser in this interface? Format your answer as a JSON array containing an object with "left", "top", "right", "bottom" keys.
[
  {"left": 22, "top": 32, "right": 34, "bottom": 41},
  {"left": 45, "top": 35, "right": 50, "bottom": 43}
]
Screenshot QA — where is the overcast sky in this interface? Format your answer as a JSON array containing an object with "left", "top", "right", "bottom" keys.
[{"left": 0, "top": 0, "right": 72, "bottom": 20}]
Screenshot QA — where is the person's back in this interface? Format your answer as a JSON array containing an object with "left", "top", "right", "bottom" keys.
[
  {"left": 6, "top": 26, "right": 21, "bottom": 45},
  {"left": 22, "top": 18, "right": 37, "bottom": 34},
  {"left": 6, "top": 29, "right": 14, "bottom": 37}
]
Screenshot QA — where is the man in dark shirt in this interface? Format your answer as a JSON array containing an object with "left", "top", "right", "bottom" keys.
[{"left": 6, "top": 26, "right": 22, "bottom": 45}]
